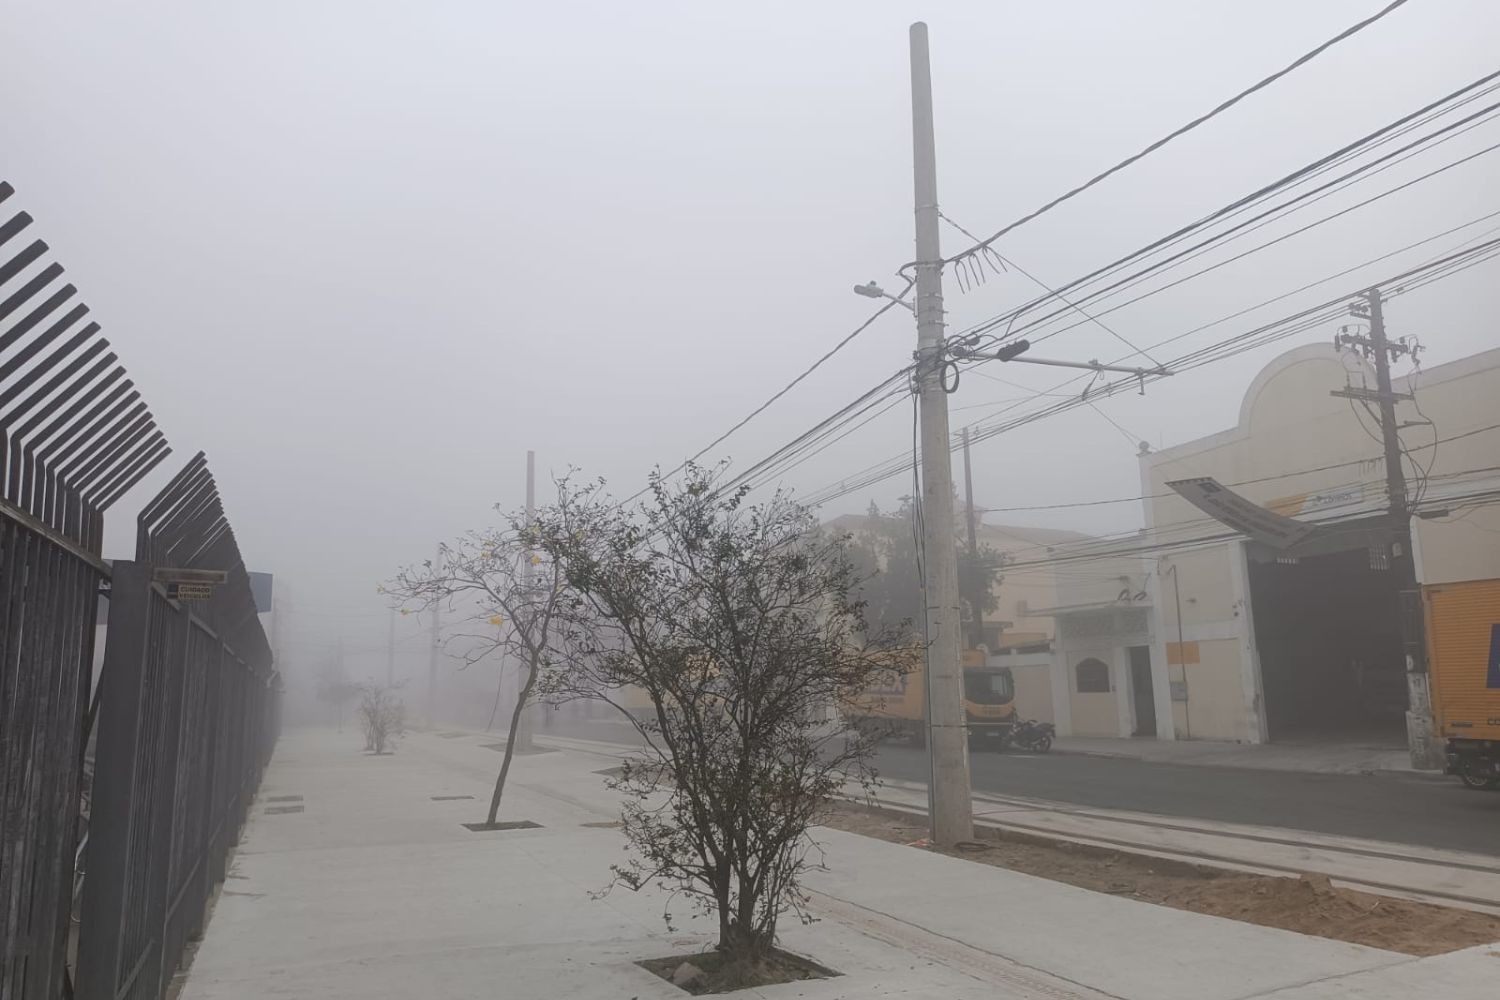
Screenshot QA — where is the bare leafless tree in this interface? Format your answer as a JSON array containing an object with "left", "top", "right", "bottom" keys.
[
  {"left": 534, "top": 466, "right": 900, "bottom": 975},
  {"left": 355, "top": 681, "right": 406, "bottom": 754},
  {"left": 386, "top": 513, "right": 569, "bottom": 825}
]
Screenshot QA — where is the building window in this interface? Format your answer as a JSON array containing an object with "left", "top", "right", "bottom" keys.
[{"left": 1075, "top": 657, "right": 1110, "bottom": 693}]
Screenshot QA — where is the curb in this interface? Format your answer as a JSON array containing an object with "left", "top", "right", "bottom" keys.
[{"left": 1369, "top": 767, "right": 1448, "bottom": 782}]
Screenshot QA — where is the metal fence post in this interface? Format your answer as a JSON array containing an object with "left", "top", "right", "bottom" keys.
[{"left": 74, "top": 561, "right": 151, "bottom": 1000}]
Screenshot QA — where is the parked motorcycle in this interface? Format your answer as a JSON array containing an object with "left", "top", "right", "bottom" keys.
[{"left": 1003, "top": 718, "right": 1055, "bottom": 753}]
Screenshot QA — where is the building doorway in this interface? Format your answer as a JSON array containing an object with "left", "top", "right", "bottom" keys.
[
  {"left": 1128, "top": 645, "right": 1156, "bottom": 737},
  {"left": 1248, "top": 542, "right": 1406, "bottom": 744}
]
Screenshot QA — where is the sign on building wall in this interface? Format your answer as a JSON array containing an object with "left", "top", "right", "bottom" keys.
[
  {"left": 1267, "top": 484, "right": 1366, "bottom": 518},
  {"left": 1166, "top": 641, "right": 1200, "bottom": 666}
]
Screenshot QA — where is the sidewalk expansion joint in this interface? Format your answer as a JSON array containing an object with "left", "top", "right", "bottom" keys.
[{"left": 804, "top": 888, "right": 1123, "bottom": 1000}]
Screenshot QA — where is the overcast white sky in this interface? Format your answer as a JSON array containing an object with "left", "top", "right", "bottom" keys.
[{"left": 4, "top": 1, "right": 1497, "bottom": 680}]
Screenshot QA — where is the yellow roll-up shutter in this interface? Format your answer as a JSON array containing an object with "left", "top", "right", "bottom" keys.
[{"left": 1424, "top": 580, "right": 1500, "bottom": 740}]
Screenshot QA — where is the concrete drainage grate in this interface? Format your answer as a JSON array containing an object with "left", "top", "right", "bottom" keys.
[
  {"left": 265, "top": 805, "right": 304, "bottom": 815},
  {"left": 581, "top": 820, "right": 622, "bottom": 829},
  {"left": 436, "top": 732, "right": 468, "bottom": 739},
  {"left": 267, "top": 794, "right": 303, "bottom": 802},
  {"left": 430, "top": 795, "right": 475, "bottom": 801},
  {"left": 462, "top": 820, "right": 543, "bottom": 832}
]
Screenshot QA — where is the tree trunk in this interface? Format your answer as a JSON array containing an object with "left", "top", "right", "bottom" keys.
[
  {"left": 716, "top": 877, "right": 772, "bottom": 967},
  {"left": 717, "top": 921, "right": 771, "bottom": 968},
  {"left": 487, "top": 654, "right": 542, "bottom": 825},
  {"left": 485, "top": 657, "right": 508, "bottom": 731}
]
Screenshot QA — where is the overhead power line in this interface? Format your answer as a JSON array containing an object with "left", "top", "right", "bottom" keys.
[
  {"left": 937, "top": 0, "right": 1414, "bottom": 270},
  {"left": 796, "top": 235, "right": 1500, "bottom": 508},
  {"left": 1014, "top": 122, "right": 1500, "bottom": 351},
  {"left": 715, "top": 369, "right": 914, "bottom": 497},
  {"left": 945, "top": 213, "right": 1500, "bottom": 444},
  {"left": 957, "top": 75, "right": 1500, "bottom": 351},
  {"left": 628, "top": 27, "right": 1470, "bottom": 526},
  {"left": 620, "top": 280, "right": 915, "bottom": 507}
]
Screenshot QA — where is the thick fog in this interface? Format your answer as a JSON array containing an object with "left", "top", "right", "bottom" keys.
[{"left": 4, "top": 1, "right": 1497, "bottom": 693}]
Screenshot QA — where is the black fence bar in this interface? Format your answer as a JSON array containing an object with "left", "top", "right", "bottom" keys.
[
  {"left": 1, "top": 181, "right": 172, "bottom": 1000},
  {"left": 75, "top": 455, "right": 276, "bottom": 1000}
]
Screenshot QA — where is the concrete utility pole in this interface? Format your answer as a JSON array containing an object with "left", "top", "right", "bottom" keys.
[
  {"left": 910, "top": 21, "right": 973, "bottom": 846},
  {"left": 427, "top": 547, "right": 442, "bottom": 729},
  {"left": 1333, "top": 290, "right": 1438, "bottom": 768},
  {"left": 335, "top": 637, "right": 346, "bottom": 731},
  {"left": 386, "top": 608, "right": 396, "bottom": 688},
  {"left": 961, "top": 427, "right": 984, "bottom": 650},
  {"left": 514, "top": 450, "right": 537, "bottom": 750}
]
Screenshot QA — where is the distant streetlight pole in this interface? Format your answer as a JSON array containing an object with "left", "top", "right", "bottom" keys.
[
  {"left": 427, "top": 546, "right": 442, "bottom": 729},
  {"left": 961, "top": 427, "right": 984, "bottom": 651},
  {"left": 514, "top": 450, "right": 537, "bottom": 750},
  {"left": 387, "top": 607, "right": 396, "bottom": 688}
]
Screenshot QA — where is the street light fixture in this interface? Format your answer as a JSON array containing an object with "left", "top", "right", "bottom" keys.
[{"left": 852, "top": 280, "right": 915, "bottom": 313}]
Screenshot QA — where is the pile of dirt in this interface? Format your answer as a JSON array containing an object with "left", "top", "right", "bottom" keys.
[
  {"left": 821, "top": 800, "right": 1500, "bottom": 957},
  {"left": 638, "top": 949, "right": 835, "bottom": 995}
]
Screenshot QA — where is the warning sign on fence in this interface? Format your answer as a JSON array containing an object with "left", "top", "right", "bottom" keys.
[{"left": 168, "top": 581, "right": 215, "bottom": 601}]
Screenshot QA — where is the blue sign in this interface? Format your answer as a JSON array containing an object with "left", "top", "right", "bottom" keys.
[
  {"left": 249, "top": 572, "right": 274, "bottom": 614},
  {"left": 1488, "top": 623, "right": 1500, "bottom": 690}
]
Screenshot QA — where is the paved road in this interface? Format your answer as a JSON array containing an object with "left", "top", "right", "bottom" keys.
[
  {"left": 879, "top": 745, "right": 1500, "bottom": 856},
  {"left": 536, "top": 717, "right": 1500, "bottom": 856}
]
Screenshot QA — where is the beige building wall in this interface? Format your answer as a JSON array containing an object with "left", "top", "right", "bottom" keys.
[
  {"left": 1068, "top": 685, "right": 1118, "bottom": 736},
  {"left": 973, "top": 522, "right": 1078, "bottom": 648},
  {"left": 1003, "top": 653, "right": 1055, "bottom": 724},
  {"left": 1137, "top": 343, "right": 1500, "bottom": 743},
  {"left": 1405, "top": 354, "right": 1500, "bottom": 586}
]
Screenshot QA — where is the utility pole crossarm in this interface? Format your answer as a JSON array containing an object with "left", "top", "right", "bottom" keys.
[
  {"left": 1007, "top": 356, "right": 1172, "bottom": 377},
  {"left": 953, "top": 336, "right": 1171, "bottom": 378}
]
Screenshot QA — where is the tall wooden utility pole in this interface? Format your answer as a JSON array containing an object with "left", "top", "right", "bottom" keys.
[{"left": 1332, "top": 288, "right": 1438, "bottom": 768}]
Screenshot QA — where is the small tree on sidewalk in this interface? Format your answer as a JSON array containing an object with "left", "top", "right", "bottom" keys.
[
  {"left": 535, "top": 466, "right": 898, "bottom": 975},
  {"left": 355, "top": 681, "right": 406, "bottom": 754},
  {"left": 386, "top": 515, "right": 568, "bottom": 825}
]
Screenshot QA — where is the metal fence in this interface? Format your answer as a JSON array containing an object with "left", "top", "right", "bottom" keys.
[
  {"left": 0, "top": 180, "right": 278, "bottom": 1000},
  {"left": 1, "top": 180, "right": 173, "bottom": 1000},
  {"left": 76, "top": 455, "right": 276, "bottom": 1000}
]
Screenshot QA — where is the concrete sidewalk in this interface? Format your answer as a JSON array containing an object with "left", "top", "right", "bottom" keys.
[
  {"left": 1052, "top": 735, "right": 1421, "bottom": 776},
  {"left": 518, "top": 730, "right": 1500, "bottom": 912},
  {"left": 176, "top": 728, "right": 1498, "bottom": 1000}
]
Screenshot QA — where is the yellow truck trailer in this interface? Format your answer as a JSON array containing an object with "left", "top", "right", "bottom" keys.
[
  {"left": 1424, "top": 579, "right": 1500, "bottom": 789},
  {"left": 843, "top": 647, "right": 1017, "bottom": 749}
]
